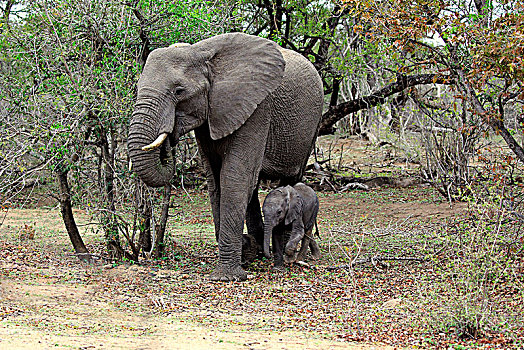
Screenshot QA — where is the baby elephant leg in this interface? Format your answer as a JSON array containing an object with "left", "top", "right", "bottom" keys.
[
  {"left": 272, "top": 231, "right": 285, "bottom": 271},
  {"left": 309, "top": 238, "right": 321, "bottom": 260},
  {"left": 295, "top": 237, "right": 309, "bottom": 262},
  {"left": 295, "top": 228, "right": 313, "bottom": 262}
]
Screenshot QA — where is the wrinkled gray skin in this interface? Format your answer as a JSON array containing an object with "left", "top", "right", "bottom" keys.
[
  {"left": 262, "top": 183, "right": 321, "bottom": 269},
  {"left": 241, "top": 234, "right": 259, "bottom": 266},
  {"left": 127, "top": 33, "right": 323, "bottom": 281}
]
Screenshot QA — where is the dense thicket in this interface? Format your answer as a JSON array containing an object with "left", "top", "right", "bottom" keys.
[
  {"left": 0, "top": 0, "right": 522, "bottom": 257},
  {"left": 0, "top": 0, "right": 239, "bottom": 258}
]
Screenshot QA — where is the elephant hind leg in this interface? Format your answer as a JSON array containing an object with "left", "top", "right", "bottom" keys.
[
  {"left": 245, "top": 183, "right": 264, "bottom": 253},
  {"left": 309, "top": 238, "right": 321, "bottom": 260},
  {"left": 241, "top": 233, "right": 258, "bottom": 265}
]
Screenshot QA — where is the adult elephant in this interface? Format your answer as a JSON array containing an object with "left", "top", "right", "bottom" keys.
[{"left": 128, "top": 33, "right": 323, "bottom": 281}]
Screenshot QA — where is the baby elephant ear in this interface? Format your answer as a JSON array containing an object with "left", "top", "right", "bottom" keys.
[
  {"left": 192, "top": 33, "right": 285, "bottom": 140},
  {"left": 285, "top": 187, "right": 303, "bottom": 226}
]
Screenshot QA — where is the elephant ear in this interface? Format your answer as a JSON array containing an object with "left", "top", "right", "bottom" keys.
[
  {"left": 192, "top": 33, "right": 285, "bottom": 140},
  {"left": 285, "top": 186, "right": 303, "bottom": 226}
]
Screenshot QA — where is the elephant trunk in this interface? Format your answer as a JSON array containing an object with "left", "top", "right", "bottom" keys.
[
  {"left": 127, "top": 97, "right": 177, "bottom": 188},
  {"left": 263, "top": 223, "right": 273, "bottom": 258}
]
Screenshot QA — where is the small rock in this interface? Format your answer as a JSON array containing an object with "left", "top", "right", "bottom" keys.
[{"left": 382, "top": 298, "right": 402, "bottom": 309}]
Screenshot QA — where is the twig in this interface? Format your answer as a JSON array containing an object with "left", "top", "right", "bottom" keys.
[
  {"left": 326, "top": 256, "right": 427, "bottom": 270},
  {"left": 332, "top": 227, "right": 398, "bottom": 238},
  {"left": 305, "top": 159, "right": 330, "bottom": 170},
  {"left": 295, "top": 260, "right": 311, "bottom": 268},
  {"left": 180, "top": 174, "right": 192, "bottom": 202},
  {"left": 340, "top": 182, "right": 369, "bottom": 191},
  {"left": 118, "top": 220, "right": 139, "bottom": 260},
  {"left": 0, "top": 205, "right": 10, "bottom": 228}
]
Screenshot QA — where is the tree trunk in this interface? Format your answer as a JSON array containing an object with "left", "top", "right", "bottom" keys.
[
  {"left": 389, "top": 91, "right": 408, "bottom": 133},
  {"left": 329, "top": 75, "right": 341, "bottom": 109},
  {"left": 153, "top": 184, "right": 171, "bottom": 259},
  {"left": 263, "top": 0, "right": 283, "bottom": 40},
  {"left": 136, "top": 180, "right": 152, "bottom": 255},
  {"left": 131, "top": 6, "right": 151, "bottom": 66},
  {"left": 57, "top": 169, "right": 89, "bottom": 259},
  {"left": 1, "top": 0, "right": 14, "bottom": 30},
  {"left": 100, "top": 127, "right": 121, "bottom": 260}
]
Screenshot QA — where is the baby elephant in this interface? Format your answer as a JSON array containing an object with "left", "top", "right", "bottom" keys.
[{"left": 262, "top": 182, "right": 321, "bottom": 269}]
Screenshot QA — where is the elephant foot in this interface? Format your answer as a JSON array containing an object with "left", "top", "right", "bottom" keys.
[
  {"left": 295, "top": 253, "right": 306, "bottom": 263},
  {"left": 209, "top": 264, "right": 248, "bottom": 282},
  {"left": 284, "top": 253, "right": 296, "bottom": 264},
  {"left": 309, "top": 240, "right": 321, "bottom": 260}
]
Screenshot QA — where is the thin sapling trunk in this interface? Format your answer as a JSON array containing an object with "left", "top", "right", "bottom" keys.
[{"left": 57, "top": 169, "right": 89, "bottom": 261}]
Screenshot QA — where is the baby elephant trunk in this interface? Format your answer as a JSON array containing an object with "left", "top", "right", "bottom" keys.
[{"left": 263, "top": 223, "right": 273, "bottom": 259}]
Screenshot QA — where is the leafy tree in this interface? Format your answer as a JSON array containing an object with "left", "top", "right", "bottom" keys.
[
  {"left": 0, "top": 0, "right": 236, "bottom": 259},
  {"left": 2, "top": 0, "right": 522, "bottom": 259},
  {"left": 233, "top": 0, "right": 452, "bottom": 136},
  {"left": 340, "top": 0, "right": 524, "bottom": 162}
]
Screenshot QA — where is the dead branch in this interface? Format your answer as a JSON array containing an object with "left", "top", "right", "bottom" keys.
[
  {"left": 319, "top": 74, "right": 455, "bottom": 135},
  {"left": 326, "top": 256, "right": 427, "bottom": 270},
  {"left": 305, "top": 165, "right": 422, "bottom": 192}
]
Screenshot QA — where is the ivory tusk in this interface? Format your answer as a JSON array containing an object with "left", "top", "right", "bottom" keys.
[
  {"left": 169, "top": 42, "right": 190, "bottom": 49},
  {"left": 142, "top": 133, "right": 168, "bottom": 151}
]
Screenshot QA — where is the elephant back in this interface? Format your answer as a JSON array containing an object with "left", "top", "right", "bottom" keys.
[
  {"left": 260, "top": 49, "right": 324, "bottom": 182},
  {"left": 294, "top": 183, "right": 319, "bottom": 232}
]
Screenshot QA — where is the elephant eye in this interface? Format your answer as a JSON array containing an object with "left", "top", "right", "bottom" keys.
[{"left": 174, "top": 87, "right": 185, "bottom": 96}]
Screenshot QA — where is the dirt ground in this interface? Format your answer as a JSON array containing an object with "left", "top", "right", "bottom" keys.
[
  {"left": 0, "top": 279, "right": 384, "bottom": 350},
  {"left": 0, "top": 183, "right": 467, "bottom": 350},
  {"left": 6, "top": 137, "right": 503, "bottom": 349}
]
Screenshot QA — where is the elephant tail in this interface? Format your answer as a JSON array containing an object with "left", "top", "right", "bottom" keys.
[{"left": 314, "top": 219, "right": 320, "bottom": 239}]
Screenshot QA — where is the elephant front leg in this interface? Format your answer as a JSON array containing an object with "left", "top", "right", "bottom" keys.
[
  {"left": 209, "top": 188, "right": 254, "bottom": 281},
  {"left": 207, "top": 110, "right": 269, "bottom": 282},
  {"left": 284, "top": 221, "right": 305, "bottom": 263},
  {"left": 207, "top": 173, "right": 221, "bottom": 241},
  {"left": 196, "top": 132, "right": 222, "bottom": 241},
  {"left": 210, "top": 228, "right": 247, "bottom": 281},
  {"left": 295, "top": 229, "right": 312, "bottom": 263}
]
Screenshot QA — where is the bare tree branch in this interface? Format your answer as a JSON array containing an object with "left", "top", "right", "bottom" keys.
[{"left": 319, "top": 74, "right": 454, "bottom": 135}]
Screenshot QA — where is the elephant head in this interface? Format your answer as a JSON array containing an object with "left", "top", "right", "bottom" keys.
[
  {"left": 127, "top": 33, "right": 286, "bottom": 187},
  {"left": 262, "top": 185, "right": 303, "bottom": 259}
]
